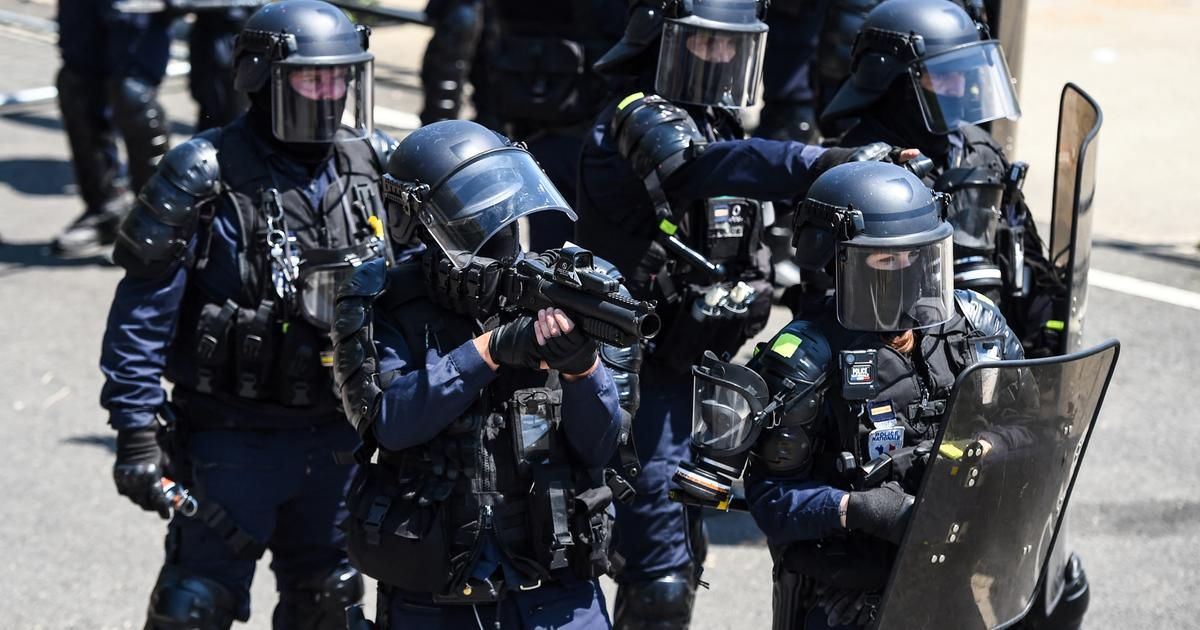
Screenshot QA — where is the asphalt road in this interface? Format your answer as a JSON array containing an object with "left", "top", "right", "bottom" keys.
[{"left": 0, "top": 0, "right": 1197, "bottom": 628}]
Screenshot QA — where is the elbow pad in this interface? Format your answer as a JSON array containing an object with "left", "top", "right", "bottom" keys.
[
  {"left": 333, "top": 258, "right": 389, "bottom": 435},
  {"left": 956, "top": 290, "right": 1024, "bottom": 360},
  {"left": 113, "top": 137, "right": 221, "bottom": 278},
  {"left": 611, "top": 93, "right": 707, "bottom": 208}
]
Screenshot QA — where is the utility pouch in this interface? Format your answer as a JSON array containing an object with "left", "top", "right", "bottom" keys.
[
  {"left": 344, "top": 463, "right": 452, "bottom": 593},
  {"left": 700, "top": 197, "right": 760, "bottom": 265},
  {"left": 272, "top": 320, "right": 328, "bottom": 407},
  {"left": 193, "top": 299, "right": 238, "bottom": 394},
  {"left": 492, "top": 36, "right": 593, "bottom": 127},
  {"left": 234, "top": 299, "right": 278, "bottom": 400},
  {"left": 570, "top": 485, "right": 614, "bottom": 579},
  {"left": 529, "top": 464, "right": 576, "bottom": 573},
  {"left": 509, "top": 388, "right": 561, "bottom": 471}
]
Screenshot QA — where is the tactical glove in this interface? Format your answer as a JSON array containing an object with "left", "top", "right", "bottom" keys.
[
  {"left": 540, "top": 323, "right": 598, "bottom": 375},
  {"left": 846, "top": 481, "right": 915, "bottom": 545},
  {"left": 487, "top": 316, "right": 542, "bottom": 369},
  {"left": 112, "top": 427, "right": 170, "bottom": 519}
]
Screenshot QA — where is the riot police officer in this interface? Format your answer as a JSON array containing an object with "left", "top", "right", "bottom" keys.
[
  {"left": 576, "top": 1, "right": 901, "bottom": 626},
  {"left": 756, "top": 0, "right": 829, "bottom": 143},
  {"left": 335, "top": 119, "right": 625, "bottom": 628},
  {"left": 817, "top": 0, "right": 1057, "bottom": 355},
  {"left": 419, "top": 0, "right": 486, "bottom": 125},
  {"left": 53, "top": 0, "right": 172, "bottom": 255},
  {"left": 99, "top": 2, "right": 393, "bottom": 626},
  {"left": 722, "top": 161, "right": 1027, "bottom": 628},
  {"left": 480, "top": 0, "right": 627, "bottom": 252}
]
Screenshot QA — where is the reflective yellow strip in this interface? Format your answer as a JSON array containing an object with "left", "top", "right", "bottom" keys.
[
  {"left": 367, "top": 215, "right": 384, "bottom": 238},
  {"left": 771, "top": 333, "right": 803, "bottom": 358},
  {"left": 659, "top": 219, "right": 678, "bottom": 235},
  {"left": 617, "top": 92, "right": 645, "bottom": 111},
  {"left": 1045, "top": 320, "right": 1065, "bottom": 331},
  {"left": 716, "top": 499, "right": 731, "bottom": 511},
  {"left": 939, "top": 443, "right": 964, "bottom": 460},
  {"left": 282, "top": 322, "right": 290, "bottom": 334}
]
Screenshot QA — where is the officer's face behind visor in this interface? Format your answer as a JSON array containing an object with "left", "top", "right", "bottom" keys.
[
  {"left": 421, "top": 148, "right": 576, "bottom": 267},
  {"left": 655, "top": 18, "right": 767, "bottom": 108},
  {"left": 836, "top": 236, "right": 955, "bottom": 332},
  {"left": 271, "top": 61, "right": 373, "bottom": 143},
  {"left": 908, "top": 41, "right": 1020, "bottom": 134}
]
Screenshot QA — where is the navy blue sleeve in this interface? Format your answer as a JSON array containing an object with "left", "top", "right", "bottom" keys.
[
  {"left": 744, "top": 462, "right": 847, "bottom": 546},
  {"left": 374, "top": 315, "right": 498, "bottom": 451},
  {"left": 99, "top": 266, "right": 188, "bottom": 430},
  {"left": 559, "top": 365, "right": 623, "bottom": 469},
  {"left": 664, "top": 138, "right": 828, "bottom": 204}
]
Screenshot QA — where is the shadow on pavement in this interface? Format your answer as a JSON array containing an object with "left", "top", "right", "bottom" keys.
[
  {"left": 1094, "top": 237, "right": 1200, "bottom": 270},
  {"left": 705, "top": 509, "right": 766, "bottom": 546},
  {"left": 0, "top": 240, "right": 111, "bottom": 277},
  {"left": 63, "top": 433, "right": 117, "bottom": 453},
  {"left": 0, "top": 157, "right": 73, "bottom": 195}
]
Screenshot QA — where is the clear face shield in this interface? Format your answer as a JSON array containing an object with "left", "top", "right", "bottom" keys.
[
  {"left": 655, "top": 17, "right": 768, "bottom": 108},
  {"left": 271, "top": 60, "right": 374, "bottom": 143},
  {"left": 674, "top": 351, "right": 770, "bottom": 508},
  {"left": 296, "top": 240, "right": 386, "bottom": 329},
  {"left": 836, "top": 234, "right": 956, "bottom": 332},
  {"left": 908, "top": 41, "right": 1021, "bottom": 134},
  {"left": 419, "top": 148, "right": 576, "bottom": 266}
]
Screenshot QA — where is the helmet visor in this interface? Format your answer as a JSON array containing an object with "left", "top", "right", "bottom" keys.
[
  {"left": 271, "top": 60, "right": 374, "bottom": 143},
  {"left": 691, "top": 353, "right": 769, "bottom": 456},
  {"left": 836, "top": 236, "right": 955, "bottom": 332},
  {"left": 655, "top": 18, "right": 767, "bottom": 108},
  {"left": 422, "top": 148, "right": 575, "bottom": 265},
  {"left": 908, "top": 42, "right": 1020, "bottom": 134}
]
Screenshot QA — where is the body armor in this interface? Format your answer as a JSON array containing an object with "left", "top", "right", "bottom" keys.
[{"left": 338, "top": 263, "right": 616, "bottom": 598}]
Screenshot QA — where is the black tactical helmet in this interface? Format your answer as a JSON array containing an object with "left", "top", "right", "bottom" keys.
[
  {"left": 595, "top": 0, "right": 768, "bottom": 107},
  {"left": 821, "top": 0, "right": 1019, "bottom": 133},
  {"left": 795, "top": 161, "right": 955, "bottom": 331},
  {"left": 233, "top": 0, "right": 374, "bottom": 142},
  {"left": 382, "top": 120, "right": 575, "bottom": 264}
]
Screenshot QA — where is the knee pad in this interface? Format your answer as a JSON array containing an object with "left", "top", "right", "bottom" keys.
[
  {"left": 108, "top": 76, "right": 170, "bottom": 189},
  {"left": 615, "top": 572, "right": 696, "bottom": 630},
  {"left": 276, "top": 564, "right": 365, "bottom": 630},
  {"left": 146, "top": 566, "right": 237, "bottom": 630}
]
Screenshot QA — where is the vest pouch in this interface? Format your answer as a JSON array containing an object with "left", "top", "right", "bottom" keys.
[
  {"left": 699, "top": 197, "right": 761, "bottom": 266},
  {"left": 272, "top": 320, "right": 329, "bottom": 407},
  {"left": 234, "top": 299, "right": 279, "bottom": 400},
  {"left": 509, "top": 388, "right": 561, "bottom": 470},
  {"left": 345, "top": 463, "right": 452, "bottom": 592},
  {"left": 493, "top": 36, "right": 591, "bottom": 127},
  {"left": 193, "top": 300, "right": 239, "bottom": 394},
  {"left": 528, "top": 464, "right": 576, "bottom": 573},
  {"left": 569, "top": 485, "right": 614, "bottom": 579}
]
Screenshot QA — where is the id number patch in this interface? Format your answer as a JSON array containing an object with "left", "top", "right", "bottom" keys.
[{"left": 867, "top": 427, "right": 905, "bottom": 460}]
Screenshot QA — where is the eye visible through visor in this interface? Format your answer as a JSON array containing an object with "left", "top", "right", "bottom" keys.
[{"left": 908, "top": 41, "right": 1021, "bottom": 134}]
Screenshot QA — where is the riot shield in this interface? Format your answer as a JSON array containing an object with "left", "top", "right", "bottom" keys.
[
  {"left": 872, "top": 339, "right": 1120, "bottom": 630},
  {"left": 985, "top": 0, "right": 1028, "bottom": 154},
  {"left": 1047, "top": 84, "right": 1103, "bottom": 356}
]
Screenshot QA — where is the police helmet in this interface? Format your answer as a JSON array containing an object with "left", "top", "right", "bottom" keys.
[
  {"left": 821, "top": 0, "right": 1019, "bottom": 134},
  {"left": 795, "top": 161, "right": 954, "bottom": 332},
  {"left": 381, "top": 120, "right": 575, "bottom": 265},
  {"left": 232, "top": 0, "right": 373, "bottom": 143}
]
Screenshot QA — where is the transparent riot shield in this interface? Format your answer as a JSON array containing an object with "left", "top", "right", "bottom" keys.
[
  {"left": 872, "top": 339, "right": 1120, "bottom": 630},
  {"left": 1048, "top": 84, "right": 1103, "bottom": 356}
]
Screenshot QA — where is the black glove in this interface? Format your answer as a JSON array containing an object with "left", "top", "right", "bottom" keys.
[
  {"left": 112, "top": 427, "right": 170, "bottom": 519},
  {"left": 846, "top": 481, "right": 915, "bottom": 545},
  {"left": 540, "top": 324, "right": 598, "bottom": 375},
  {"left": 816, "top": 585, "right": 881, "bottom": 627},
  {"left": 487, "top": 316, "right": 542, "bottom": 369}
]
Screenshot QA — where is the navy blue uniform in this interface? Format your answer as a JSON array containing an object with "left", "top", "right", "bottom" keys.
[
  {"left": 576, "top": 97, "right": 830, "bottom": 587},
  {"left": 100, "top": 115, "right": 375, "bottom": 623},
  {"left": 370, "top": 309, "right": 622, "bottom": 628}
]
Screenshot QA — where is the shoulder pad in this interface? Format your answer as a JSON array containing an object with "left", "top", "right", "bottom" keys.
[
  {"left": 137, "top": 137, "right": 221, "bottom": 228},
  {"left": 338, "top": 257, "right": 389, "bottom": 300},
  {"left": 958, "top": 123, "right": 1005, "bottom": 153},
  {"left": 368, "top": 128, "right": 400, "bottom": 167},
  {"left": 753, "top": 319, "right": 834, "bottom": 385},
  {"left": 610, "top": 93, "right": 706, "bottom": 181},
  {"left": 376, "top": 261, "right": 429, "bottom": 313},
  {"left": 954, "top": 290, "right": 1024, "bottom": 359}
]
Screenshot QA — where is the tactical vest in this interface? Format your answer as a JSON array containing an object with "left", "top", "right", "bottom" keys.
[
  {"left": 344, "top": 265, "right": 615, "bottom": 598},
  {"left": 489, "top": 0, "right": 623, "bottom": 131},
  {"left": 165, "top": 120, "right": 387, "bottom": 418}
]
